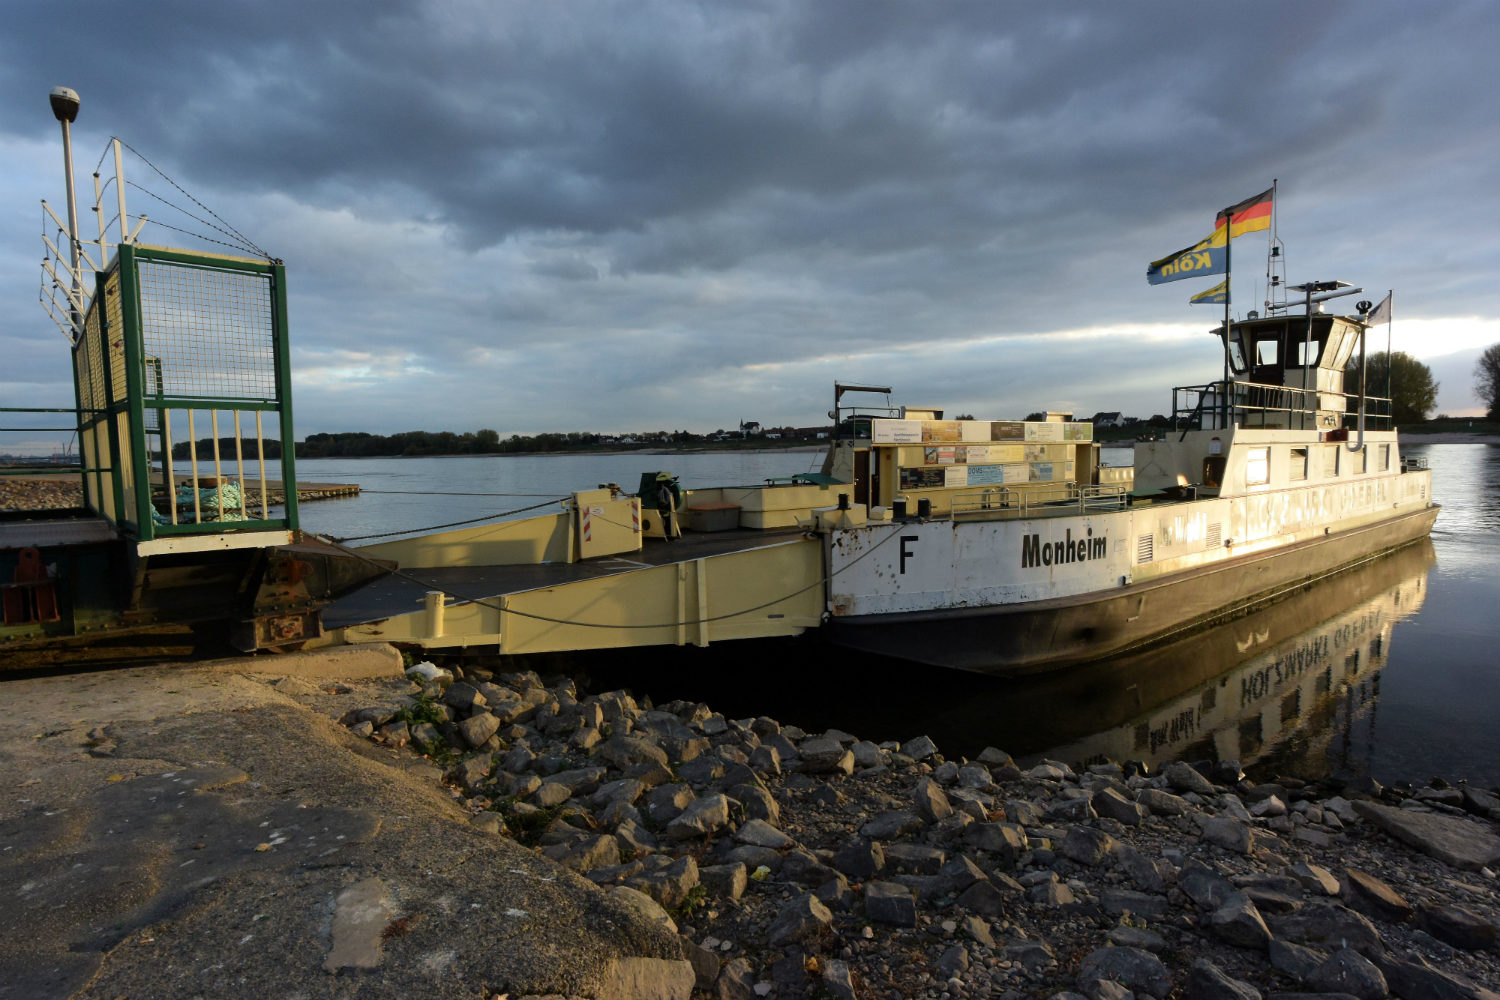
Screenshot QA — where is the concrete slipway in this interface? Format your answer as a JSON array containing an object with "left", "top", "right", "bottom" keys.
[{"left": 0, "top": 644, "right": 692, "bottom": 1000}]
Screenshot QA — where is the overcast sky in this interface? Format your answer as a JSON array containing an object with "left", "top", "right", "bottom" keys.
[{"left": 3, "top": 1, "right": 1497, "bottom": 450}]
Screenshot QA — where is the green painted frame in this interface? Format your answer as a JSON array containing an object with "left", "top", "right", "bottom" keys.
[{"left": 79, "top": 244, "right": 299, "bottom": 541}]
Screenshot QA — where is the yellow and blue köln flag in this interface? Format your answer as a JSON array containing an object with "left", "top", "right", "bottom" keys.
[
  {"left": 1147, "top": 228, "right": 1226, "bottom": 285},
  {"left": 1190, "top": 280, "right": 1228, "bottom": 305},
  {"left": 1215, "top": 186, "right": 1274, "bottom": 239}
]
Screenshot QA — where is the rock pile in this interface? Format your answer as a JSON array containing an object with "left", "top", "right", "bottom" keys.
[
  {"left": 0, "top": 477, "right": 82, "bottom": 511},
  {"left": 335, "top": 662, "right": 1500, "bottom": 1000}
]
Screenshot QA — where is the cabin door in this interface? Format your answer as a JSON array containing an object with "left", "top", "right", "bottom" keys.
[{"left": 854, "top": 450, "right": 870, "bottom": 505}]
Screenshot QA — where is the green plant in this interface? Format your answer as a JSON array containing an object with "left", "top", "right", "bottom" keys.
[
  {"left": 420, "top": 738, "right": 461, "bottom": 768},
  {"left": 670, "top": 884, "right": 709, "bottom": 921},
  {"left": 396, "top": 695, "right": 445, "bottom": 728}
]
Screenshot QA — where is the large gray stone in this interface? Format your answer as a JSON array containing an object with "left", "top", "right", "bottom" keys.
[
  {"left": 831, "top": 840, "right": 884, "bottom": 880},
  {"left": 798, "top": 736, "right": 855, "bottom": 775},
  {"left": 1417, "top": 903, "right": 1499, "bottom": 951},
  {"left": 1137, "top": 787, "right": 1191, "bottom": 815},
  {"left": 965, "top": 821, "right": 1026, "bottom": 865},
  {"left": 457, "top": 711, "right": 500, "bottom": 748},
  {"left": 1269, "top": 938, "right": 1328, "bottom": 980},
  {"left": 666, "top": 793, "right": 731, "bottom": 840},
  {"left": 1094, "top": 786, "right": 1148, "bottom": 826},
  {"left": 1164, "top": 761, "right": 1216, "bottom": 795},
  {"left": 598, "top": 956, "right": 695, "bottom": 1000},
  {"left": 1180, "top": 861, "right": 1236, "bottom": 911},
  {"left": 913, "top": 775, "right": 954, "bottom": 822},
  {"left": 1305, "top": 949, "right": 1387, "bottom": 1000},
  {"left": 1201, "top": 816, "right": 1254, "bottom": 854},
  {"left": 861, "top": 810, "right": 922, "bottom": 839},
  {"left": 1270, "top": 903, "right": 1383, "bottom": 959},
  {"left": 865, "top": 881, "right": 918, "bottom": 926},
  {"left": 1062, "top": 825, "right": 1117, "bottom": 866},
  {"left": 1352, "top": 800, "right": 1500, "bottom": 870},
  {"left": 734, "top": 818, "right": 792, "bottom": 849},
  {"left": 766, "top": 893, "right": 832, "bottom": 947},
  {"left": 1375, "top": 952, "right": 1500, "bottom": 1000},
  {"left": 1076, "top": 945, "right": 1172, "bottom": 999},
  {"left": 1207, "top": 891, "right": 1272, "bottom": 950},
  {"left": 1341, "top": 868, "right": 1414, "bottom": 924},
  {"left": 1184, "top": 958, "right": 1262, "bottom": 1000}
]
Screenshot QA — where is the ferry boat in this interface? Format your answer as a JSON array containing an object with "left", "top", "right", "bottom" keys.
[
  {"left": 813, "top": 303, "right": 1438, "bottom": 673},
  {"left": 334, "top": 298, "right": 1437, "bottom": 676}
]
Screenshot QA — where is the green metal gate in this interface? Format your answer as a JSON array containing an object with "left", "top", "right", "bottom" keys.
[{"left": 74, "top": 244, "right": 299, "bottom": 546}]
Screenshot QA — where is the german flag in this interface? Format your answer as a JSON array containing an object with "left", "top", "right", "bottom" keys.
[{"left": 1214, "top": 186, "right": 1274, "bottom": 239}]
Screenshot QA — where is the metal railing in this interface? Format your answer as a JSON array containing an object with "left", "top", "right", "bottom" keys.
[
  {"left": 1172, "top": 380, "right": 1393, "bottom": 434},
  {"left": 951, "top": 482, "right": 1128, "bottom": 520}
]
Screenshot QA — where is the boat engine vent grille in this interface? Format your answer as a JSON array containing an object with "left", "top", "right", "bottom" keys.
[
  {"left": 1136, "top": 533, "right": 1154, "bottom": 564},
  {"left": 1206, "top": 522, "right": 1222, "bottom": 549}
]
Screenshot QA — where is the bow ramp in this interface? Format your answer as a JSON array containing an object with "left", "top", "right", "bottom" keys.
[{"left": 325, "top": 485, "right": 833, "bottom": 654}]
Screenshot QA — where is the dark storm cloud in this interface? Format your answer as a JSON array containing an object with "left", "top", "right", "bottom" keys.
[{"left": 2, "top": 0, "right": 1496, "bottom": 442}]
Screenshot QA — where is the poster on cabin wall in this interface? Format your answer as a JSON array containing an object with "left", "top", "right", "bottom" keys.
[
  {"left": 1065, "top": 423, "right": 1093, "bottom": 441},
  {"left": 944, "top": 466, "right": 968, "bottom": 487},
  {"left": 1026, "top": 422, "right": 1064, "bottom": 443},
  {"left": 967, "top": 465, "right": 1005, "bottom": 486},
  {"left": 899, "top": 467, "right": 947, "bottom": 489},
  {"left": 992, "top": 421, "right": 1025, "bottom": 440},
  {"left": 872, "top": 420, "right": 924, "bottom": 443},
  {"left": 924, "top": 446, "right": 960, "bottom": 465},
  {"left": 1002, "top": 463, "right": 1029, "bottom": 484},
  {"left": 922, "top": 421, "right": 961, "bottom": 442}
]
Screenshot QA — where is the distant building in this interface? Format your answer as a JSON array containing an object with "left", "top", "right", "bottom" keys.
[{"left": 1091, "top": 411, "right": 1125, "bottom": 428}]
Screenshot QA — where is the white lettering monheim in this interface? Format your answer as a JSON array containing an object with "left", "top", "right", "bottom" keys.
[{"left": 1021, "top": 527, "right": 1107, "bottom": 568}]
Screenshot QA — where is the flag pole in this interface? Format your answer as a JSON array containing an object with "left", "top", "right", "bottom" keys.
[
  {"left": 1222, "top": 208, "right": 1232, "bottom": 430},
  {"left": 1385, "top": 290, "right": 1393, "bottom": 419}
]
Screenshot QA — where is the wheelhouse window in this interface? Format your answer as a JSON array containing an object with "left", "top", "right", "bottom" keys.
[
  {"left": 1246, "top": 447, "right": 1270, "bottom": 486},
  {"left": 1353, "top": 447, "right": 1367, "bottom": 474},
  {"left": 1323, "top": 445, "right": 1339, "bottom": 478},
  {"left": 1289, "top": 447, "right": 1308, "bottom": 481},
  {"left": 1379, "top": 444, "right": 1391, "bottom": 471}
]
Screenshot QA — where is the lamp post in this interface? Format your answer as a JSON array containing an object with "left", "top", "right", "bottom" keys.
[{"left": 49, "top": 86, "right": 83, "bottom": 341}]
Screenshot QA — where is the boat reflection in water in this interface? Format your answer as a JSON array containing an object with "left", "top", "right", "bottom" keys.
[{"left": 969, "top": 539, "right": 1435, "bottom": 776}]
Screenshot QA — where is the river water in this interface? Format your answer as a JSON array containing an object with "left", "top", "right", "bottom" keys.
[{"left": 295, "top": 444, "right": 1498, "bottom": 787}]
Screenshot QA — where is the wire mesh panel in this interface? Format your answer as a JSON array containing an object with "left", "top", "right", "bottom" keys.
[{"left": 136, "top": 258, "right": 278, "bottom": 402}]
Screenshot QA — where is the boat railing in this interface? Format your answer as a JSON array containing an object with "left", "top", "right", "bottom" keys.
[
  {"left": 1172, "top": 380, "right": 1393, "bottom": 433},
  {"left": 951, "top": 482, "right": 1128, "bottom": 520}
]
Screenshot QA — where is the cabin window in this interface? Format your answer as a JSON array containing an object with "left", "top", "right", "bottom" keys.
[
  {"left": 1256, "top": 340, "right": 1279, "bottom": 366},
  {"left": 1289, "top": 447, "right": 1308, "bottom": 481},
  {"left": 1246, "top": 447, "right": 1270, "bottom": 486},
  {"left": 1228, "top": 339, "right": 1247, "bottom": 374},
  {"left": 1330, "top": 328, "right": 1358, "bottom": 370},
  {"left": 1379, "top": 444, "right": 1391, "bottom": 471},
  {"left": 1353, "top": 447, "right": 1367, "bottom": 474},
  {"left": 1323, "top": 445, "right": 1340, "bottom": 478},
  {"left": 1295, "top": 339, "right": 1320, "bottom": 367}
]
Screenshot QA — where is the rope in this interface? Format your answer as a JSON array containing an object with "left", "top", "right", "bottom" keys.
[
  {"left": 125, "top": 185, "right": 267, "bottom": 258},
  {"left": 311, "top": 516, "right": 907, "bottom": 632},
  {"left": 113, "top": 138, "right": 269, "bottom": 257},
  {"left": 328, "top": 497, "right": 568, "bottom": 543},
  {"left": 358, "top": 489, "right": 569, "bottom": 498}
]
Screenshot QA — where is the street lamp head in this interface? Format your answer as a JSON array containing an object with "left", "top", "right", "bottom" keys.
[{"left": 49, "top": 86, "right": 80, "bottom": 124}]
